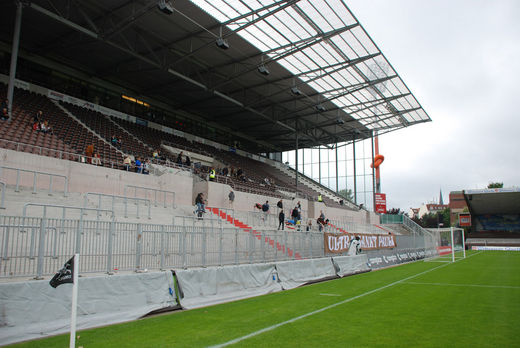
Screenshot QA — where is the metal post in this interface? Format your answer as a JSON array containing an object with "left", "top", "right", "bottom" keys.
[
  {"left": 182, "top": 223, "right": 187, "bottom": 269},
  {"left": 234, "top": 228, "right": 238, "bottom": 265},
  {"left": 135, "top": 224, "right": 142, "bottom": 270},
  {"left": 295, "top": 127, "right": 299, "bottom": 189},
  {"left": 450, "top": 227, "right": 455, "bottom": 262},
  {"left": 32, "top": 173, "right": 37, "bottom": 194},
  {"left": 75, "top": 212, "right": 83, "bottom": 254},
  {"left": 353, "top": 137, "right": 357, "bottom": 204},
  {"left": 202, "top": 225, "right": 207, "bottom": 267},
  {"left": 7, "top": 1, "right": 23, "bottom": 119},
  {"left": 219, "top": 223, "right": 223, "bottom": 266},
  {"left": 35, "top": 218, "right": 46, "bottom": 279},
  {"left": 462, "top": 229, "right": 466, "bottom": 258},
  {"left": 160, "top": 225, "right": 165, "bottom": 270},
  {"left": 335, "top": 142, "right": 339, "bottom": 192},
  {"left": 107, "top": 220, "right": 114, "bottom": 274}
]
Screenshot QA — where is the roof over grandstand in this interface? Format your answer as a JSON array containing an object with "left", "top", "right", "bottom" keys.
[
  {"left": 0, "top": 0, "right": 431, "bottom": 153},
  {"left": 463, "top": 188, "right": 520, "bottom": 215}
]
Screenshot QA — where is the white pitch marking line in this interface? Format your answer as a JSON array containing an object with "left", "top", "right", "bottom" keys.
[
  {"left": 209, "top": 262, "right": 452, "bottom": 348},
  {"left": 403, "top": 281, "right": 520, "bottom": 289},
  {"left": 319, "top": 293, "right": 341, "bottom": 297}
]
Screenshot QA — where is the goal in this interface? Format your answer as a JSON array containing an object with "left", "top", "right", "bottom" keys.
[{"left": 424, "top": 227, "right": 466, "bottom": 262}]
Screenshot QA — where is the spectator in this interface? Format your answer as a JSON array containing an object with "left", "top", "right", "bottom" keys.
[
  {"left": 176, "top": 151, "right": 183, "bottom": 165},
  {"left": 117, "top": 136, "right": 122, "bottom": 148},
  {"left": 222, "top": 167, "right": 229, "bottom": 176},
  {"left": 152, "top": 149, "right": 159, "bottom": 159},
  {"left": 264, "top": 177, "right": 271, "bottom": 186},
  {"left": 228, "top": 190, "right": 235, "bottom": 206},
  {"left": 32, "top": 121, "right": 40, "bottom": 131},
  {"left": 184, "top": 155, "right": 191, "bottom": 167},
  {"left": 111, "top": 135, "right": 118, "bottom": 147},
  {"left": 91, "top": 153, "right": 101, "bottom": 166},
  {"left": 33, "top": 110, "right": 43, "bottom": 124},
  {"left": 348, "top": 236, "right": 361, "bottom": 256},
  {"left": 143, "top": 159, "right": 150, "bottom": 174},
  {"left": 319, "top": 210, "right": 325, "bottom": 220},
  {"left": 317, "top": 216, "right": 326, "bottom": 232},
  {"left": 209, "top": 167, "right": 216, "bottom": 181},
  {"left": 306, "top": 219, "right": 312, "bottom": 232},
  {"left": 236, "top": 168, "right": 243, "bottom": 178},
  {"left": 261, "top": 201, "right": 270, "bottom": 220},
  {"left": 277, "top": 200, "right": 283, "bottom": 209},
  {"left": 254, "top": 203, "right": 262, "bottom": 211},
  {"left": 195, "top": 192, "right": 206, "bottom": 213},
  {"left": 123, "top": 155, "right": 132, "bottom": 171},
  {"left": 278, "top": 210, "right": 285, "bottom": 230},
  {"left": 318, "top": 194, "right": 323, "bottom": 202},
  {"left": 1, "top": 99, "right": 8, "bottom": 120},
  {"left": 291, "top": 206, "right": 299, "bottom": 223},
  {"left": 135, "top": 157, "right": 142, "bottom": 173},
  {"left": 85, "top": 144, "right": 94, "bottom": 164},
  {"left": 40, "top": 120, "right": 53, "bottom": 134}
]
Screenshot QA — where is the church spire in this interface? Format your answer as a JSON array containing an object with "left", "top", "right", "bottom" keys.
[{"left": 439, "top": 188, "right": 444, "bottom": 205}]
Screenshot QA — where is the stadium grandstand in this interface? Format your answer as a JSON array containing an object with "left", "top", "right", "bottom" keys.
[
  {"left": 463, "top": 188, "right": 520, "bottom": 249},
  {"left": 0, "top": 0, "right": 434, "bottom": 344}
]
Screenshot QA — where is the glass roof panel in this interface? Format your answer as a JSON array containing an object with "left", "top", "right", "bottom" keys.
[{"left": 190, "top": 0, "right": 431, "bottom": 133}]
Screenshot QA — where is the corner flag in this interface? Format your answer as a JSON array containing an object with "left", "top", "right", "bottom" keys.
[
  {"left": 49, "top": 254, "right": 80, "bottom": 348},
  {"left": 49, "top": 256, "right": 74, "bottom": 288}
]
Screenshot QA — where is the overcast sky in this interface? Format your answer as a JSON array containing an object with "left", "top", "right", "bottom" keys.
[{"left": 345, "top": 0, "right": 520, "bottom": 211}]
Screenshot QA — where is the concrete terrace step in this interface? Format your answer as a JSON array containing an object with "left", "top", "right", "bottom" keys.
[{"left": 209, "top": 207, "right": 302, "bottom": 259}]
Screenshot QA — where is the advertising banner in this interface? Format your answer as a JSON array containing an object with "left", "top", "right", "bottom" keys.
[
  {"left": 459, "top": 212, "right": 471, "bottom": 227},
  {"left": 324, "top": 232, "right": 396, "bottom": 254},
  {"left": 375, "top": 193, "right": 387, "bottom": 214}
]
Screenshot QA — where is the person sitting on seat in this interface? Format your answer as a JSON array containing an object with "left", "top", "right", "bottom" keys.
[
  {"left": 91, "top": 153, "right": 101, "bottom": 166},
  {"left": 123, "top": 155, "right": 132, "bottom": 171},
  {"left": 40, "top": 120, "right": 53, "bottom": 134},
  {"left": 1, "top": 99, "right": 8, "bottom": 120}
]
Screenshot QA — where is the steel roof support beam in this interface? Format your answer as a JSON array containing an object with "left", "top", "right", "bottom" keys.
[{"left": 27, "top": 2, "right": 293, "bottom": 151}]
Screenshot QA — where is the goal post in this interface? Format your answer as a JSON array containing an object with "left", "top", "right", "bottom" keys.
[{"left": 424, "top": 227, "right": 466, "bottom": 262}]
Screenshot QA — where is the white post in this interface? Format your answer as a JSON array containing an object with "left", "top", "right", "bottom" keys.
[
  {"left": 450, "top": 227, "right": 455, "bottom": 262},
  {"left": 70, "top": 253, "right": 80, "bottom": 348},
  {"left": 462, "top": 229, "right": 466, "bottom": 258}
]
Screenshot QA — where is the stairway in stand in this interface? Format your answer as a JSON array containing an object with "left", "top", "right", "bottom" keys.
[{"left": 209, "top": 207, "right": 302, "bottom": 260}]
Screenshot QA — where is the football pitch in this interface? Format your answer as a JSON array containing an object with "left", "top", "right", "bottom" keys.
[{"left": 9, "top": 251, "right": 520, "bottom": 347}]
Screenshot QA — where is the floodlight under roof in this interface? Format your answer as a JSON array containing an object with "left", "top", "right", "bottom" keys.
[{"left": 258, "top": 65, "right": 270, "bottom": 76}]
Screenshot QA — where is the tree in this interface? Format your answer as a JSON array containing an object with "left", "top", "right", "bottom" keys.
[
  {"left": 488, "top": 182, "right": 503, "bottom": 188},
  {"left": 337, "top": 189, "right": 354, "bottom": 201},
  {"left": 386, "top": 208, "right": 403, "bottom": 215}
]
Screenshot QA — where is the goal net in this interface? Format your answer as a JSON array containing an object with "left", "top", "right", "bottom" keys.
[{"left": 424, "top": 227, "right": 466, "bottom": 262}]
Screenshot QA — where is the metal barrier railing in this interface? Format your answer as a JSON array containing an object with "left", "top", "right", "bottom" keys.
[
  {"left": 0, "top": 215, "right": 328, "bottom": 279},
  {"left": 124, "top": 185, "right": 176, "bottom": 210},
  {"left": 22, "top": 203, "right": 114, "bottom": 220},
  {"left": 84, "top": 192, "right": 151, "bottom": 219},
  {"left": 0, "top": 166, "right": 68, "bottom": 196}
]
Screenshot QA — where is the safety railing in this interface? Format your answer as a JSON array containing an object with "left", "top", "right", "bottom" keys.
[
  {"left": 84, "top": 192, "right": 151, "bottom": 220},
  {"left": 0, "top": 215, "right": 328, "bottom": 278},
  {"left": 380, "top": 214, "right": 404, "bottom": 224},
  {"left": 0, "top": 181, "right": 5, "bottom": 209},
  {"left": 22, "top": 203, "right": 114, "bottom": 221},
  {"left": 0, "top": 166, "right": 68, "bottom": 196},
  {"left": 124, "top": 185, "right": 176, "bottom": 210}
]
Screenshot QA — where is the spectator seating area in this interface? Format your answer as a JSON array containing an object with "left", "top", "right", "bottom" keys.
[{"left": 1, "top": 83, "right": 355, "bottom": 209}]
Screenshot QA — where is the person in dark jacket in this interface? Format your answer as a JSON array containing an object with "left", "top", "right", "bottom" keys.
[{"left": 278, "top": 210, "right": 285, "bottom": 230}]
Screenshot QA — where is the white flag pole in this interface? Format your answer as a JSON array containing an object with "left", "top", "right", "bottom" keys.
[{"left": 70, "top": 253, "right": 79, "bottom": 348}]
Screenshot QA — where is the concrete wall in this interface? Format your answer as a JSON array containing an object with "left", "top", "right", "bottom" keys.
[{"left": 0, "top": 148, "right": 193, "bottom": 206}]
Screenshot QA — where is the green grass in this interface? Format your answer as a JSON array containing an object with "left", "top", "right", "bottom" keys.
[{"left": 9, "top": 251, "right": 520, "bottom": 347}]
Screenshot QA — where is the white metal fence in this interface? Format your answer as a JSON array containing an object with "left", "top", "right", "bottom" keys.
[{"left": 0, "top": 215, "right": 326, "bottom": 279}]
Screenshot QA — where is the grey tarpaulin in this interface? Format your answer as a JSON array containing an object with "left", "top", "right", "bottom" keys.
[
  {"left": 0, "top": 271, "right": 176, "bottom": 345},
  {"left": 275, "top": 258, "right": 338, "bottom": 290},
  {"left": 175, "top": 263, "right": 282, "bottom": 309},
  {"left": 331, "top": 254, "right": 370, "bottom": 277}
]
